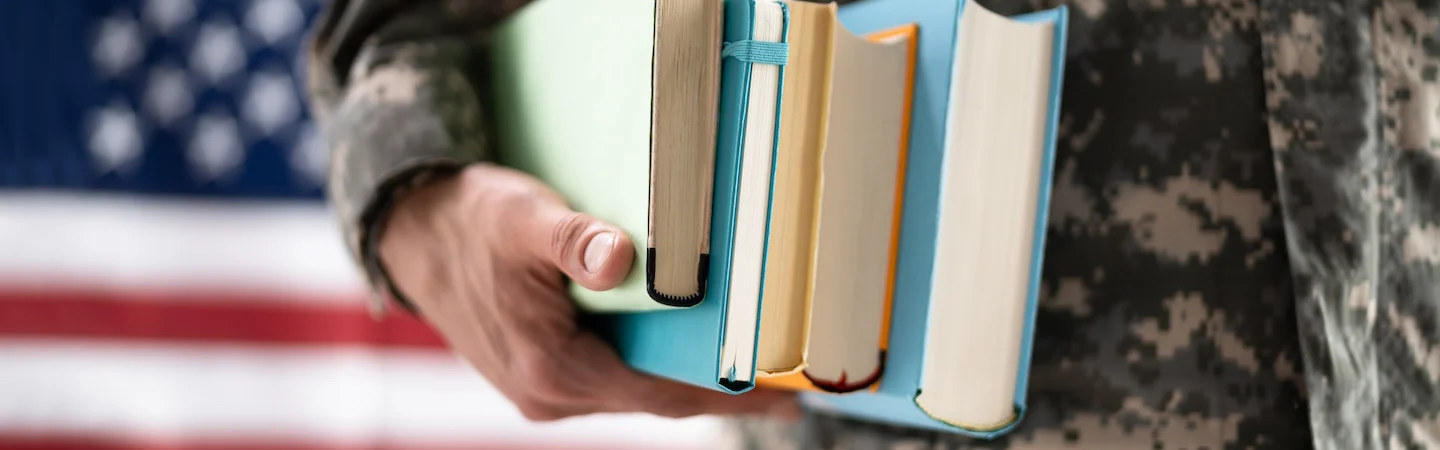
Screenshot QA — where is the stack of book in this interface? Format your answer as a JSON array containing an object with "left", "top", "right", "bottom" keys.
[{"left": 487, "top": 0, "right": 1067, "bottom": 438}]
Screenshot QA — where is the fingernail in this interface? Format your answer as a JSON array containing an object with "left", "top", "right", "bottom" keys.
[{"left": 583, "top": 231, "right": 615, "bottom": 274}]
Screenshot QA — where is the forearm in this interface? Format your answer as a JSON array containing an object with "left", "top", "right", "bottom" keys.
[{"left": 304, "top": 0, "right": 532, "bottom": 313}]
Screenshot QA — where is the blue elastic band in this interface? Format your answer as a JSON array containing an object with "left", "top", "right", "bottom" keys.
[{"left": 721, "top": 40, "right": 788, "bottom": 66}]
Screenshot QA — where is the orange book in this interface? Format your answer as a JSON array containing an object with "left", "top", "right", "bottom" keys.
[{"left": 753, "top": 2, "right": 918, "bottom": 394}]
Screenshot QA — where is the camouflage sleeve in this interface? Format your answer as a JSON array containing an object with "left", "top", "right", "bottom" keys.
[
  {"left": 303, "top": 0, "right": 531, "bottom": 314},
  {"left": 1261, "top": 0, "right": 1440, "bottom": 447}
]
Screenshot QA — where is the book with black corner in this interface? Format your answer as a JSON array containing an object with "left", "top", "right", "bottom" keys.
[
  {"left": 605, "top": 0, "right": 793, "bottom": 394},
  {"left": 608, "top": 0, "right": 1069, "bottom": 438},
  {"left": 488, "top": 0, "right": 1070, "bottom": 439},
  {"left": 488, "top": 0, "right": 722, "bottom": 310}
]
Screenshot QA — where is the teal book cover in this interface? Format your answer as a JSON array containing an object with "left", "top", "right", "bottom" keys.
[
  {"left": 798, "top": 0, "right": 1068, "bottom": 439},
  {"left": 603, "top": 0, "right": 787, "bottom": 393}
]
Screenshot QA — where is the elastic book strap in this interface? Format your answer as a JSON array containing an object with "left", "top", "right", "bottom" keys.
[{"left": 722, "top": 40, "right": 788, "bottom": 66}]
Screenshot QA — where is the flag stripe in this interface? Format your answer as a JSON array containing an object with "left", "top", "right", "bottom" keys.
[
  {"left": 0, "top": 435, "right": 653, "bottom": 450},
  {"left": 0, "top": 285, "right": 444, "bottom": 348},
  {"left": 0, "top": 339, "right": 721, "bottom": 447},
  {"left": 0, "top": 192, "right": 365, "bottom": 304}
]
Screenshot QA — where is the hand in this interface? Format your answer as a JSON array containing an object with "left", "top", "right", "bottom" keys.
[{"left": 378, "top": 163, "right": 798, "bottom": 421}]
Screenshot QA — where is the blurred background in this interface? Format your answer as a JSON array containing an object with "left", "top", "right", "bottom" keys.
[{"left": 0, "top": 0, "right": 720, "bottom": 448}]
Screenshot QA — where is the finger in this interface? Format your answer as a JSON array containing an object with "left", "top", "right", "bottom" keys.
[
  {"left": 522, "top": 201, "right": 635, "bottom": 291},
  {"left": 511, "top": 395, "right": 600, "bottom": 422},
  {"left": 557, "top": 331, "right": 799, "bottom": 418},
  {"left": 623, "top": 377, "right": 800, "bottom": 418}
]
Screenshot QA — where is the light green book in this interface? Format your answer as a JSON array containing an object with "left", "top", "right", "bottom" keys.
[{"left": 489, "top": 0, "right": 723, "bottom": 311}]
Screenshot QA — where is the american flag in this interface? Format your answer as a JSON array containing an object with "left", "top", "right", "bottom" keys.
[{"left": 0, "top": 1, "right": 719, "bottom": 449}]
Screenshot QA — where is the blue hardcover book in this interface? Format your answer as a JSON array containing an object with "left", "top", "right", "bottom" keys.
[
  {"left": 608, "top": 0, "right": 790, "bottom": 393},
  {"left": 798, "top": 0, "right": 1068, "bottom": 439}
]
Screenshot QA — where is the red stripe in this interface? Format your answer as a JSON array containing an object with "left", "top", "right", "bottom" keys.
[{"left": 0, "top": 286, "right": 446, "bottom": 349}]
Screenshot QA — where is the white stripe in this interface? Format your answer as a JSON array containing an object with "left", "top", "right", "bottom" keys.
[
  {"left": 0, "top": 339, "right": 721, "bottom": 447},
  {"left": 0, "top": 191, "right": 366, "bottom": 303}
]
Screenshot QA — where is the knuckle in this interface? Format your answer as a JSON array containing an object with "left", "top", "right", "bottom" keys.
[
  {"left": 549, "top": 212, "right": 590, "bottom": 262},
  {"left": 644, "top": 391, "right": 698, "bottom": 418},
  {"left": 514, "top": 399, "right": 565, "bottom": 422},
  {"left": 653, "top": 404, "right": 698, "bottom": 419}
]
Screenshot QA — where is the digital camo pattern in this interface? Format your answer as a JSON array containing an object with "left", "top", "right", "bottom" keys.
[
  {"left": 1259, "top": 0, "right": 1440, "bottom": 448},
  {"left": 301, "top": 0, "right": 1440, "bottom": 448}
]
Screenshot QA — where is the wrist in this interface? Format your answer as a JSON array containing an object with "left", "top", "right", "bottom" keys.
[{"left": 374, "top": 168, "right": 468, "bottom": 310}]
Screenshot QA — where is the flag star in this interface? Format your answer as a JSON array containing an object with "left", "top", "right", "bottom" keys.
[
  {"left": 92, "top": 15, "right": 144, "bottom": 78},
  {"left": 242, "top": 72, "right": 301, "bottom": 137},
  {"left": 190, "top": 18, "right": 246, "bottom": 85},
  {"left": 88, "top": 101, "right": 145, "bottom": 176},
  {"left": 290, "top": 124, "right": 328, "bottom": 186},
  {"left": 246, "top": 0, "right": 305, "bottom": 45},
  {"left": 142, "top": 64, "right": 194, "bottom": 127},
  {"left": 142, "top": 0, "right": 195, "bottom": 36},
  {"left": 188, "top": 111, "right": 245, "bottom": 182}
]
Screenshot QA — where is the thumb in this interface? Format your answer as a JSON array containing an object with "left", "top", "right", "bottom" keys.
[{"left": 529, "top": 202, "right": 636, "bottom": 291}]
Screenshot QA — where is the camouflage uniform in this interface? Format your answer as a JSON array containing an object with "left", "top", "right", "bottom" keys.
[{"left": 302, "top": 0, "right": 1440, "bottom": 448}]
